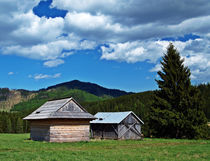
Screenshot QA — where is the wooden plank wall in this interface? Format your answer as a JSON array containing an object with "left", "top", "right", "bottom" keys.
[
  {"left": 102, "top": 124, "right": 118, "bottom": 139},
  {"left": 30, "top": 119, "right": 90, "bottom": 142},
  {"left": 90, "top": 124, "right": 103, "bottom": 139},
  {"left": 118, "top": 124, "right": 141, "bottom": 140},
  {"left": 50, "top": 125, "right": 89, "bottom": 142},
  {"left": 91, "top": 124, "right": 118, "bottom": 139},
  {"left": 118, "top": 113, "right": 142, "bottom": 140},
  {"left": 30, "top": 125, "right": 50, "bottom": 141}
]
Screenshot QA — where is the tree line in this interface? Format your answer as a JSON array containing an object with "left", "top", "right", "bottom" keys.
[{"left": 0, "top": 111, "right": 30, "bottom": 133}]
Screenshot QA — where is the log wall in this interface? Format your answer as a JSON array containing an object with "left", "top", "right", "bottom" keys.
[
  {"left": 30, "top": 125, "right": 50, "bottom": 141},
  {"left": 50, "top": 125, "right": 90, "bottom": 142},
  {"left": 30, "top": 119, "right": 90, "bottom": 142}
]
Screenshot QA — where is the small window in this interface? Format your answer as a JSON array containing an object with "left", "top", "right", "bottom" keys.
[
  {"left": 35, "top": 111, "right": 40, "bottom": 114},
  {"left": 99, "top": 118, "right": 103, "bottom": 120}
]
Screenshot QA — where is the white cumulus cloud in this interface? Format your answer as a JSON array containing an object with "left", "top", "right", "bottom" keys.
[
  {"left": 1, "top": 0, "right": 210, "bottom": 83},
  {"left": 8, "top": 72, "right": 14, "bottom": 75},
  {"left": 101, "top": 40, "right": 174, "bottom": 63},
  {"left": 31, "top": 73, "right": 61, "bottom": 80},
  {"left": 43, "top": 59, "right": 64, "bottom": 68},
  {"left": 2, "top": 35, "right": 97, "bottom": 60}
]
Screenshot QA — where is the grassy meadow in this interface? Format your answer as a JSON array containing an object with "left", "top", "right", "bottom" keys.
[{"left": 0, "top": 134, "right": 209, "bottom": 161}]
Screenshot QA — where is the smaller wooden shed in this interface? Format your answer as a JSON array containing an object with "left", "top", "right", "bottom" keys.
[
  {"left": 90, "top": 111, "right": 144, "bottom": 140},
  {"left": 23, "top": 97, "right": 95, "bottom": 142}
]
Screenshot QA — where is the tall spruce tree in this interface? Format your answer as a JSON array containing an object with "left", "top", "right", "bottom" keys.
[{"left": 149, "top": 43, "right": 208, "bottom": 139}]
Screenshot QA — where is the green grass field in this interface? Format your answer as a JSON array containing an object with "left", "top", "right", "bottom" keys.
[{"left": 0, "top": 134, "right": 209, "bottom": 161}]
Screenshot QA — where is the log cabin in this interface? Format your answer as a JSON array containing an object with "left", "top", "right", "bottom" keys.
[
  {"left": 23, "top": 97, "right": 95, "bottom": 142},
  {"left": 90, "top": 111, "right": 144, "bottom": 140}
]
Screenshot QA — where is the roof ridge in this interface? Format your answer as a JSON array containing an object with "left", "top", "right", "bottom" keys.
[
  {"left": 97, "top": 111, "right": 131, "bottom": 113},
  {"left": 46, "top": 97, "right": 72, "bottom": 102}
]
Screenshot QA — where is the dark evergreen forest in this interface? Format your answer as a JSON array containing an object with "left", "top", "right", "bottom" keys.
[
  {"left": 0, "top": 111, "right": 29, "bottom": 133},
  {"left": 0, "top": 84, "right": 209, "bottom": 137}
]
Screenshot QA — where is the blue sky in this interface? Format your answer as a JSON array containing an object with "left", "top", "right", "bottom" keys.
[{"left": 1, "top": 0, "right": 210, "bottom": 92}]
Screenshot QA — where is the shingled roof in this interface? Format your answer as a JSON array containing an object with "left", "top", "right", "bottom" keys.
[{"left": 23, "top": 97, "right": 95, "bottom": 120}]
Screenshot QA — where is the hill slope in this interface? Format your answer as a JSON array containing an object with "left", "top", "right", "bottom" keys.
[
  {"left": 46, "top": 80, "right": 131, "bottom": 97},
  {"left": 0, "top": 80, "right": 130, "bottom": 111},
  {"left": 82, "top": 84, "right": 210, "bottom": 124},
  {"left": 2, "top": 80, "right": 209, "bottom": 123},
  {"left": 0, "top": 88, "right": 35, "bottom": 111},
  {"left": 11, "top": 88, "right": 110, "bottom": 112}
]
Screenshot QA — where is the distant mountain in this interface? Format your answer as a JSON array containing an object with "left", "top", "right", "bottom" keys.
[
  {"left": 11, "top": 88, "right": 109, "bottom": 112},
  {"left": 1, "top": 80, "right": 131, "bottom": 111},
  {"left": 45, "top": 80, "right": 132, "bottom": 97}
]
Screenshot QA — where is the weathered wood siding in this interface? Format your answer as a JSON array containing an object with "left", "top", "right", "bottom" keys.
[
  {"left": 90, "top": 113, "right": 142, "bottom": 140},
  {"left": 90, "top": 124, "right": 103, "bottom": 139},
  {"left": 91, "top": 124, "right": 118, "bottom": 139},
  {"left": 30, "top": 124, "right": 50, "bottom": 141},
  {"left": 118, "top": 113, "right": 141, "bottom": 140},
  {"left": 118, "top": 124, "right": 141, "bottom": 139},
  {"left": 58, "top": 101, "right": 84, "bottom": 112},
  {"left": 30, "top": 119, "right": 90, "bottom": 142},
  {"left": 50, "top": 125, "right": 89, "bottom": 142}
]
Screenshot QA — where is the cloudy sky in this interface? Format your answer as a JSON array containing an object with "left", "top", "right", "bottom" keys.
[{"left": 1, "top": 0, "right": 210, "bottom": 92}]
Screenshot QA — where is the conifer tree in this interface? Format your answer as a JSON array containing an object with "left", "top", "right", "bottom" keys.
[
  {"left": 16, "top": 117, "right": 23, "bottom": 133},
  {"left": 6, "top": 118, "right": 12, "bottom": 133},
  {"left": 149, "top": 43, "right": 208, "bottom": 139},
  {"left": 0, "top": 116, "right": 3, "bottom": 133}
]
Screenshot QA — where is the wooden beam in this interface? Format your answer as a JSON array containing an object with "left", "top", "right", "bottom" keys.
[
  {"left": 111, "top": 125, "right": 118, "bottom": 136},
  {"left": 118, "top": 122, "right": 136, "bottom": 139},
  {"left": 118, "top": 124, "right": 126, "bottom": 133},
  {"left": 124, "top": 123, "right": 141, "bottom": 137},
  {"left": 133, "top": 124, "right": 141, "bottom": 136},
  {"left": 90, "top": 128, "right": 93, "bottom": 138}
]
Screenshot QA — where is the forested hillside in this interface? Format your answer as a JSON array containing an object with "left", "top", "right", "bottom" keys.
[
  {"left": 0, "top": 81, "right": 209, "bottom": 136},
  {"left": 0, "top": 88, "right": 35, "bottom": 111},
  {"left": 0, "top": 80, "right": 129, "bottom": 111},
  {"left": 82, "top": 84, "right": 210, "bottom": 121},
  {"left": 46, "top": 80, "right": 131, "bottom": 97},
  {"left": 0, "top": 80, "right": 130, "bottom": 134},
  {"left": 11, "top": 88, "right": 111, "bottom": 112}
]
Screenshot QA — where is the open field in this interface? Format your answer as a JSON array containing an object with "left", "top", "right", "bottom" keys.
[{"left": 0, "top": 134, "right": 209, "bottom": 161}]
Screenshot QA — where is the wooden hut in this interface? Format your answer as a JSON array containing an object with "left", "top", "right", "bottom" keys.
[
  {"left": 90, "top": 111, "right": 144, "bottom": 140},
  {"left": 23, "top": 97, "right": 95, "bottom": 142}
]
